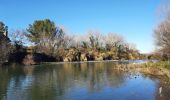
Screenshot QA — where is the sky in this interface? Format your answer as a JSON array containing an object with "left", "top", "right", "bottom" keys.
[{"left": 0, "top": 0, "right": 163, "bottom": 53}]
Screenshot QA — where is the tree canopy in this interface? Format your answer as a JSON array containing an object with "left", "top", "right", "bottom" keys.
[
  {"left": 154, "top": 3, "right": 170, "bottom": 54},
  {"left": 0, "top": 21, "right": 8, "bottom": 36},
  {"left": 27, "top": 19, "right": 57, "bottom": 44},
  {"left": 26, "top": 19, "right": 67, "bottom": 55}
]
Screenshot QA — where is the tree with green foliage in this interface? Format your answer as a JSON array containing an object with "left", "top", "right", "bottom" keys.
[
  {"left": 27, "top": 19, "right": 66, "bottom": 55},
  {"left": 27, "top": 19, "right": 57, "bottom": 44},
  {"left": 0, "top": 21, "right": 12, "bottom": 64},
  {"left": 0, "top": 22, "right": 8, "bottom": 36}
]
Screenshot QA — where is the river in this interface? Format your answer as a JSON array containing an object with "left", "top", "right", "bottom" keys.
[{"left": 0, "top": 61, "right": 169, "bottom": 100}]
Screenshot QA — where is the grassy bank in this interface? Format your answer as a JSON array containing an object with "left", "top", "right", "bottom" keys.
[
  {"left": 143, "top": 61, "right": 170, "bottom": 70},
  {"left": 114, "top": 61, "right": 170, "bottom": 80},
  {"left": 142, "top": 61, "right": 170, "bottom": 79}
]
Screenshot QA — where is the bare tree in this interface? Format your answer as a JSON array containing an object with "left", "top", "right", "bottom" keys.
[
  {"left": 88, "top": 31, "right": 104, "bottom": 49},
  {"left": 154, "top": 21, "right": 170, "bottom": 47},
  {"left": 154, "top": 10, "right": 170, "bottom": 54},
  {"left": 156, "top": 1, "right": 170, "bottom": 21},
  {"left": 62, "top": 34, "right": 74, "bottom": 48},
  {"left": 127, "top": 43, "right": 137, "bottom": 51},
  {"left": 104, "top": 33, "right": 125, "bottom": 50},
  {"left": 9, "top": 30, "right": 30, "bottom": 51}
]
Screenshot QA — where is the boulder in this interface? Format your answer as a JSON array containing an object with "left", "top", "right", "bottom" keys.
[
  {"left": 63, "top": 48, "right": 81, "bottom": 62},
  {"left": 94, "top": 55, "right": 103, "bottom": 61},
  {"left": 64, "top": 57, "right": 69, "bottom": 62},
  {"left": 80, "top": 53, "right": 87, "bottom": 61}
]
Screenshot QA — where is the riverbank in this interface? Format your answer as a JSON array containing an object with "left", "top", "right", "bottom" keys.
[
  {"left": 115, "top": 61, "right": 170, "bottom": 80},
  {"left": 1, "top": 44, "right": 144, "bottom": 66},
  {"left": 143, "top": 61, "right": 170, "bottom": 79}
]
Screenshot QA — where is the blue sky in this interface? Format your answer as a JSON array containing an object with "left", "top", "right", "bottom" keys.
[{"left": 0, "top": 0, "right": 162, "bottom": 53}]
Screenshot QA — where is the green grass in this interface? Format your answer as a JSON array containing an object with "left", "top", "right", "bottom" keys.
[{"left": 143, "top": 61, "right": 170, "bottom": 70}]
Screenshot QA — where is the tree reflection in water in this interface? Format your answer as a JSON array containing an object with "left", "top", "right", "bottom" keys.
[{"left": 0, "top": 62, "right": 170, "bottom": 100}]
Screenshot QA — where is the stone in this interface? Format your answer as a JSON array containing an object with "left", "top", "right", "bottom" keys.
[{"left": 80, "top": 53, "right": 87, "bottom": 61}]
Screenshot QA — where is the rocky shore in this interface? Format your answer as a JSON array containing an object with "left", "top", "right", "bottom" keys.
[{"left": 19, "top": 47, "right": 141, "bottom": 65}]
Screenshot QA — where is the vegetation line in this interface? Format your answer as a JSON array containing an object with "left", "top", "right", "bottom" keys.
[{"left": 0, "top": 20, "right": 143, "bottom": 65}]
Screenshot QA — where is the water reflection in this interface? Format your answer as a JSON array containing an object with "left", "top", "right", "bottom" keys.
[{"left": 0, "top": 62, "right": 170, "bottom": 100}]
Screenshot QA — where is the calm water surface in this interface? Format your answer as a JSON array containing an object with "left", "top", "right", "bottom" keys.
[{"left": 0, "top": 62, "right": 170, "bottom": 100}]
